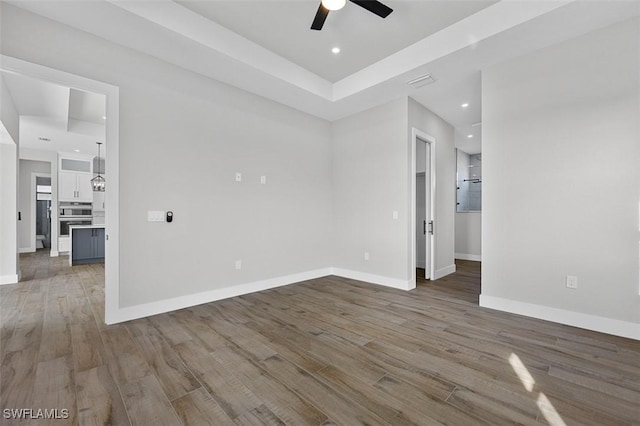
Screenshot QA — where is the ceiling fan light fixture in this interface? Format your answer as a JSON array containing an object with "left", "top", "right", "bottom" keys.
[{"left": 321, "top": 0, "right": 346, "bottom": 11}]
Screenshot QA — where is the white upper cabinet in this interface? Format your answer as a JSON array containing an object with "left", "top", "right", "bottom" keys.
[{"left": 58, "top": 154, "right": 94, "bottom": 202}]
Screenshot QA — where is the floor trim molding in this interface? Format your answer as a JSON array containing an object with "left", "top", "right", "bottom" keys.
[
  {"left": 107, "top": 268, "right": 332, "bottom": 324},
  {"left": 331, "top": 268, "right": 414, "bottom": 291},
  {"left": 480, "top": 294, "right": 640, "bottom": 340},
  {"left": 0, "top": 274, "right": 19, "bottom": 285},
  {"left": 434, "top": 264, "right": 456, "bottom": 280},
  {"left": 455, "top": 253, "right": 482, "bottom": 261}
]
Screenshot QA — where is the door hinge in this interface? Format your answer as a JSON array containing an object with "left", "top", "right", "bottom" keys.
[{"left": 428, "top": 220, "right": 434, "bottom": 235}]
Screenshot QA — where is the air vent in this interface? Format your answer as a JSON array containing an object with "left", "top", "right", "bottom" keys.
[
  {"left": 38, "top": 137, "right": 51, "bottom": 142},
  {"left": 407, "top": 74, "right": 436, "bottom": 89}
]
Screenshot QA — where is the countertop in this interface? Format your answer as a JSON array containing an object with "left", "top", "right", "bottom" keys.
[{"left": 69, "top": 224, "right": 105, "bottom": 230}]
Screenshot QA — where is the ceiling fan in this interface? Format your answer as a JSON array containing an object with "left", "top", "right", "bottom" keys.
[{"left": 311, "top": 0, "right": 393, "bottom": 31}]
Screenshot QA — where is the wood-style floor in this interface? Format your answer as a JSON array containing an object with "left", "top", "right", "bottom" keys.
[{"left": 1, "top": 252, "right": 639, "bottom": 425}]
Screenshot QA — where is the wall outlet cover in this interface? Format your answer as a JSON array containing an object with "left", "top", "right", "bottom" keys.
[
  {"left": 566, "top": 275, "right": 578, "bottom": 289},
  {"left": 235, "top": 172, "right": 242, "bottom": 182},
  {"left": 147, "top": 211, "right": 165, "bottom": 222},
  {"left": 235, "top": 260, "right": 242, "bottom": 270}
]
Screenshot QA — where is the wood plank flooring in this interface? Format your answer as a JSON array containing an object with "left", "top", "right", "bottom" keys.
[{"left": 1, "top": 251, "right": 639, "bottom": 425}]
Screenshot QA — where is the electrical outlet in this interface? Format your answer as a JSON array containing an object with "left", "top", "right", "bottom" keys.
[
  {"left": 566, "top": 275, "right": 578, "bottom": 289},
  {"left": 364, "top": 252, "right": 370, "bottom": 261},
  {"left": 392, "top": 211, "right": 398, "bottom": 220},
  {"left": 260, "top": 175, "right": 267, "bottom": 184},
  {"left": 235, "top": 260, "right": 242, "bottom": 270},
  {"left": 235, "top": 172, "right": 242, "bottom": 182}
]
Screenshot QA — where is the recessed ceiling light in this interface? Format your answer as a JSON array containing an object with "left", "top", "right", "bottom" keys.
[
  {"left": 74, "top": 149, "right": 80, "bottom": 152},
  {"left": 331, "top": 47, "right": 340, "bottom": 54},
  {"left": 467, "top": 134, "right": 473, "bottom": 138},
  {"left": 461, "top": 103, "right": 469, "bottom": 108},
  {"left": 102, "top": 116, "right": 106, "bottom": 120}
]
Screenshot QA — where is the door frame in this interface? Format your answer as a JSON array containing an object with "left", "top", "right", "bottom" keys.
[
  {"left": 410, "top": 128, "right": 436, "bottom": 286},
  {"left": 30, "top": 171, "right": 51, "bottom": 254},
  {"left": 1, "top": 55, "right": 120, "bottom": 324}
]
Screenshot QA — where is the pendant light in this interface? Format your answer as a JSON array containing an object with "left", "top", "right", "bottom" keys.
[{"left": 91, "top": 142, "right": 105, "bottom": 192}]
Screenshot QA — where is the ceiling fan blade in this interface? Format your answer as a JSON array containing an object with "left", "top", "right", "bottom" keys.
[
  {"left": 311, "top": 3, "right": 330, "bottom": 30},
  {"left": 349, "top": 0, "right": 393, "bottom": 18}
]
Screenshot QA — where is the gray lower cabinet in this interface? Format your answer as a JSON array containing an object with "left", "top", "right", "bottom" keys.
[{"left": 72, "top": 228, "right": 105, "bottom": 264}]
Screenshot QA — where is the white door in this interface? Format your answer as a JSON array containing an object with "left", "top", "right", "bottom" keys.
[{"left": 416, "top": 139, "right": 431, "bottom": 279}]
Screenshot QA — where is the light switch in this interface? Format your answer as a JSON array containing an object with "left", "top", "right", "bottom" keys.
[
  {"left": 147, "top": 211, "right": 165, "bottom": 222},
  {"left": 235, "top": 172, "right": 242, "bottom": 182}
]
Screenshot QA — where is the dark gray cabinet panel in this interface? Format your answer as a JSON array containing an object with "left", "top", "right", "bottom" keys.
[
  {"left": 72, "top": 227, "right": 105, "bottom": 264},
  {"left": 94, "top": 228, "right": 105, "bottom": 259}
]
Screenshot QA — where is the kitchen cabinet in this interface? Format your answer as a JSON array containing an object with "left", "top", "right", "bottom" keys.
[
  {"left": 58, "top": 154, "right": 94, "bottom": 202},
  {"left": 70, "top": 227, "right": 105, "bottom": 265},
  {"left": 59, "top": 171, "right": 93, "bottom": 202},
  {"left": 93, "top": 190, "right": 105, "bottom": 211}
]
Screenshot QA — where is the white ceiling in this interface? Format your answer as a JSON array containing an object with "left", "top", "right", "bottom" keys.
[
  {"left": 177, "top": 0, "right": 498, "bottom": 82},
  {"left": 1, "top": 71, "right": 106, "bottom": 155},
  {"left": 7, "top": 0, "right": 640, "bottom": 156}
]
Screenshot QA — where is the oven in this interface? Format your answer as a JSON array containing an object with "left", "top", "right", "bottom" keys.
[
  {"left": 59, "top": 217, "right": 93, "bottom": 237},
  {"left": 59, "top": 202, "right": 93, "bottom": 218},
  {"left": 59, "top": 202, "right": 93, "bottom": 236}
]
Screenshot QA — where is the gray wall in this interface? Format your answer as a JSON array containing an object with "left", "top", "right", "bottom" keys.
[
  {"left": 482, "top": 18, "right": 640, "bottom": 326},
  {"left": 18, "top": 159, "right": 50, "bottom": 251},
  {"left": 408, "top": 98, "right": 456, "bottom": 277},
  {"left": 2, "top": 4, "right": 333, "bottom": 307}
]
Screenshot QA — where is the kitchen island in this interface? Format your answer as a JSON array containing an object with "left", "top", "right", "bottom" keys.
[{"left": 69, "top": 225, "right": 105, "bottom": 266}]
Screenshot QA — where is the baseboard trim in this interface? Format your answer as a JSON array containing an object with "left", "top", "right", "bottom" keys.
[
  {"left": 480, "top": 295, "right": 640, "bottom": 341},
  {"left": 331, "top": 268, "right": 414, "bottom": 290},
  {"left": 107, "top": 268, "right": 332, "bottom": 324},
  {"left": 50, "top": 250, "right": 59, "bottom": 257},
  {"left": 19, "top": 247, "right": 34, "bottom": 254},
  {"left": 434, "top": 264, "right": 456, "bottom": 280},
  {"left": 0, "top": 274, "right": 19, "bottom": 285},
  {"left": 455, "top": 253, "right": 482, "bottom": 261}
]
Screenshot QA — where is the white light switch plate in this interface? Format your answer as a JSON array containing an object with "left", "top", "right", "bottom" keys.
[
  {"left": 147, "top": 211, "right": 165, "bottom": 222},
  {"left": 235, "top": 172, "right": 242, "bottom": 182}
]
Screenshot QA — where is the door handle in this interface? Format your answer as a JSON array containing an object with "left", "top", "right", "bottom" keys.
[
  {"left": 423, "top": 220, "right": 426, "bottom": 235},
  {"left": 428, "top": 220, "right": 434, "bottom": 235}
]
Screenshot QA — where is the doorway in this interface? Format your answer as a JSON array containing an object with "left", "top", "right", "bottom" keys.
[
  {"left": 411, "top": 128, "right": 436, "bottom": 286},
  {"left": 1, "top": 54, "right": 120, "bottom": 324},
  {"left": 35, "top": 175, "right": 52, "bottom": 250}
]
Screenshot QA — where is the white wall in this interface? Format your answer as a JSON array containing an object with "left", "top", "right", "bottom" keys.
[
  {"left": 1, "top": 75, "right": 18, "bottom": 143},
  {"left": 455, "top": 213, "right": 481, "bottom": 261},
  {"left": 332, "top": 98, "right": 410, "bottom": 284},
  {"left": 408, "top": 98, "right": 456, "bottom": 278},
  {"left": 1, "top": 4, "right": 333, "bottom": 309},
  {"left": 0, "top": 143, "right": 18, "bottom": 284},
  {"left": 482, "top": 18, "right": 640, "bottom": 338},
  {"left": 0, "top": 74, "right": 19, "bottom": 284},
  {"left": 17, "top": 159, "right": 51, "bottom": 252}
]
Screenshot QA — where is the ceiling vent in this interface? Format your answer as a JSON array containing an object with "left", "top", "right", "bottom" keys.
[
  {"left": 407, "top": 74, "right": 436, "bottom": 89},
  {"left": 38, "top": 137, "right": 51, "bottom": 142}
]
